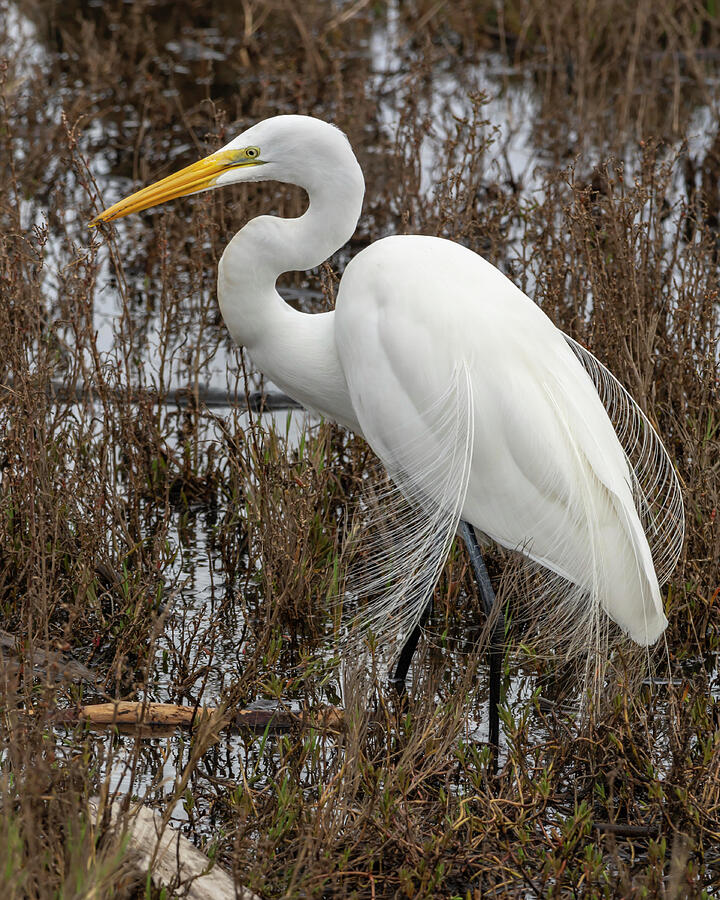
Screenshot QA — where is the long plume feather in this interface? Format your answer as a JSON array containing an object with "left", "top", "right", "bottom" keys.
[
  {"left": 565, "top": 336, "right": 685, "bottom": 586},
  {"left": 339, "top": 363, "right": 474, "bottom": 667},
  {"left": 337, "top": 339, "right": 683, "bottom": 691}
]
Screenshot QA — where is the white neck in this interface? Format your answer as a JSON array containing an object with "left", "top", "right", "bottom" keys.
[{"left": 217, "top": 159, "right": 364, "bottom": 431}]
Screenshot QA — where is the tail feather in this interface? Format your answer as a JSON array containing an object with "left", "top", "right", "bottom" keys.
[
  {"left": 565, "top": 336, "right": 685, "bottom": 589},
  {"left": 516, "top": 336, "right": 682, "bottom": 658},
  {"left": 495, "top": 337, "right": 680, "bottom": 670}
]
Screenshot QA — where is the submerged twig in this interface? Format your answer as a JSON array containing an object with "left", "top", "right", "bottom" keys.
[{"left": 0, "top": 380, "right": 303, "bottom": 412}]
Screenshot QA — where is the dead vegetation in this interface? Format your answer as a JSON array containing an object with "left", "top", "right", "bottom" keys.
[{"left": 1, "top": 0, "right": 719, "bottom": 896}]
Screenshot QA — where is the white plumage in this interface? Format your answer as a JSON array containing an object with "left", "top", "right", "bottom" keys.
[{"left": 92, "top": 114, "right": 684, "bottom": 665}]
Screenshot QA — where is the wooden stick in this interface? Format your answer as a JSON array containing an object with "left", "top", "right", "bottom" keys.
[
  {"left": 73, "top": 700, "right": 344, "bottom": 732},
  {"left": 1, "top": 380, "right": 302, "bottom": 412},
  {"left": 80, "top": 702, "right": 214, "bottom": 727},
  {"left": 593, "top": 821, "right": 660, "bottom": 838}
]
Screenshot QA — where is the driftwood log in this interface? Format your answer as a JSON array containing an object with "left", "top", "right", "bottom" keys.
[
  {"left": 73, "top": 700, "right": 343, "bottom": 732},
  {"left": 89, "top": 797, "right": 260, "bottom": 900}
]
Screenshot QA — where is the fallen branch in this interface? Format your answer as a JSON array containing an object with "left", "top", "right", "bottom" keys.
[
  {"left": 592, "top": 821, "right": 660, "bottom": 838},
  {"left": 89, "top": 796, "right": 260, "bottom": 900},
  {"left": 70, "top": 700, "right": 343, "bottom": 732},
  {"left": 1, "top": 379, "right": 303, "bottom": 412}
]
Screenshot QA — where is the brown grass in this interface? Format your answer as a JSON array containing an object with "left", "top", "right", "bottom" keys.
[{"left": 1, "top": 1, "right": 719, "bottom": 897}]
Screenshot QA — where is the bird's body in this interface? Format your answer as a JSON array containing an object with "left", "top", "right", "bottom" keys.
[
  {"left": 336, "top": 235, "right": 664, "bottom": 644},
  {"left": 92, "top": 115, "right": 683, "bottom": 662}
]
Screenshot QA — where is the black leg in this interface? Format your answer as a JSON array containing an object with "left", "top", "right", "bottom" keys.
[
  {"left": 459, "top": 521, "right": 504, "bottom": 761},
  {"left": 390, "top": 598, "right": 433, "bottom": 696}
]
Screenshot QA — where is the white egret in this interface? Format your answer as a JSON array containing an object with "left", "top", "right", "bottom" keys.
[{"left": 91, "top": 116, "right": 684, "bottom": 736}]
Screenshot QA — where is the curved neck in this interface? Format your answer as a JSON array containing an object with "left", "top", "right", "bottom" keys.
[{"left": 217, "top": 165, "right": 364, "bottom": 430}]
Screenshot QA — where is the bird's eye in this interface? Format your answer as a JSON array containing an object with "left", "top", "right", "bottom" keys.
[{"left": 245, "top": 147, "right": 260, "bottom": 159}]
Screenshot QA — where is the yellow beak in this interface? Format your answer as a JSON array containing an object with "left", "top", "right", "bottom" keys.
[{"left": 89, "top": 149, "right": 260, "bottom": 226}]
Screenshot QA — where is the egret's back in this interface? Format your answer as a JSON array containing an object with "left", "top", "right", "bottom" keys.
[{"left": 335, "top": 234, "right": 682, "bottom": 657}]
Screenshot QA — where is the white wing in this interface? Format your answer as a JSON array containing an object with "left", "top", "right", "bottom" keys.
[{"left": 335, "top": 234, "right": 681, "bottom": 660}]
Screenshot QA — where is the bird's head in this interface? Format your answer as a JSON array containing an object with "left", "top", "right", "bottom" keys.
[{"left": 89, "top": 115, "right": 361, "bottom": 226}]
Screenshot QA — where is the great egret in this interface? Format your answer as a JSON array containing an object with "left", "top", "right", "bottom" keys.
[{"left": 91, "top": 115, "right": 684, "bottom": 736}]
